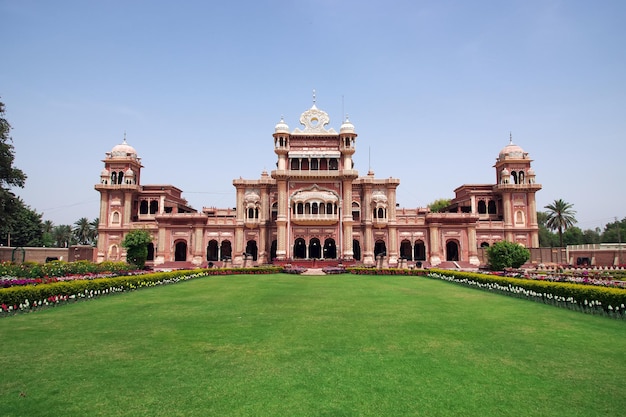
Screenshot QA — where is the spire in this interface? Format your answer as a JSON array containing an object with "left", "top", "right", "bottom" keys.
[
  {"left": 312, "top": 89, "right": 316, "bottom": 106},
  {"left": 123, "top": 131, "right": 127, "bottom": 144},
  {"left": 509, "top": 131, "right": 513, "bottom": 144}
]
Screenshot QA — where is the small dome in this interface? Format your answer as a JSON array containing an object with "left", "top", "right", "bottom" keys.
[
  {"left": 111, "top": 139, "right": 137, "bottom": 159},
  {"left": 100, "top": 168, "right": 109, "bottom": 176},
  {"left": 501, "top": 167, "right": 510, "bottom": 176},
  {"left": 527, "top": 167, "right": 535, "bottom": 176},
  {"left": 274, "top": 117, "right": 289, "bottom": 134},
  {"left": 340, "top": 116, "right": 355, "bottom": 134},
  {"left": 125, "top": 168, "right": 134, "bottom": 177},
  {"left": 498, "top": 136, "right": 526, "bottom": 160}
]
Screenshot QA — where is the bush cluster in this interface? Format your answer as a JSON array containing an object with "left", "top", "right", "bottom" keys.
[{"left": 0, "top": 260, "right": 134, "bottom": 278}]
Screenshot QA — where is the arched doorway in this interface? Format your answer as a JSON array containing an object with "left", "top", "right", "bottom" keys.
[
  {"left": 353, "top": 239, "right": 361, "bottom": 261},
  {"left": 446, "top": 240, "right": 459, "bottom": 262},
  {"left": 220, "top": 240, "right": 232, "bottom": 260},
  {"left": 323, "top": 238, "right": 337, "bottom": 259},
  {"left": 294, "top": 238, "right": 306, "bottom": 259},
  {"left": 374, "top": 240, "right": 386, "bottom": 258},
  {"left": 270, "top": 240, "right": 277, "bottom": 261},
  {"left": 414, "top": 240, "right": 426, "bottom": 261},
  {"left": 245, "top": 240, "right": 258, "bottom": 261},
  {"left": 207, "top": 240, "right": 219, "bottom": 261},
  {"left": 309, "top": 238, "right": 321, "bottom": 259},
  {"left": 175, "top": 241, "right": 187, "bottom": 261},
  {"left": 147, "top": 242, "right": 154, "bottom": 261},
  {"left": 400, "top": 240, "right": 412, "bottom": 260}
]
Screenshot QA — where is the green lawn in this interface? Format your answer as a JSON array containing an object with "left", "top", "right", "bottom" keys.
[{"left": 1, "top": 274, "right": 624, "bottom": 417}]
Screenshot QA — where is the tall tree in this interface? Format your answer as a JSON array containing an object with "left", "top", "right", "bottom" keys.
[
  {"left": 53, "top": 225, "right": 73, "bottom": 248},
  {"left": 73, "top": 217, "right": 93, "bottom": 245},
  {"left": 544, "top": 199, "right": 577, "bottom": 247},
  {"left": 0, "top": 100, "right": 27, "bottom": 233},
  {"left": 0, "top": 197, "right": 44, "bottom": 247},
  {"left": 428, "top": 198, "right": 451, "bottom": 213}
]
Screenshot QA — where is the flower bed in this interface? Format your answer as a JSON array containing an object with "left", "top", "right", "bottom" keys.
[
  {"left": 1, "top": 266, "right": 283, "bottom": 316},
  {"left": 427, "top": 269, "right": 626, "bottom": 319},
  {"left": 347, "top": 267, "right": 429, "bottom": 276}
]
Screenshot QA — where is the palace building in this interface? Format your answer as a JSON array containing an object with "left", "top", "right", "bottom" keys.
[{"left": 95, "top": 100, "right": 541, "bottom": 268}]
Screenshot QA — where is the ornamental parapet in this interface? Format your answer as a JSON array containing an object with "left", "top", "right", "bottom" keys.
[
  {"left": 492, "top": 183, "right": 542, "bottom": 192},
  {"left": 291, "top": 213, "right": 338, "bottom": 225}
]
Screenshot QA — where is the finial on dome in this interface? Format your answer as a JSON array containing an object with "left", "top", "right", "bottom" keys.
[
  {"left": 312, "top": 89, "right": 316, "bottom": 105},
  {"left": 509, "top": 131, "right": 513, "bottom": 144},
  {"left": 123, "top": 131, "right": 127, "bottom": 144}
]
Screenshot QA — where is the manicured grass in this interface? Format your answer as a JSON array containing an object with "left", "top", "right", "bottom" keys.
[{"left": 0, "top": 273, "right": 624, "bottom": 417}]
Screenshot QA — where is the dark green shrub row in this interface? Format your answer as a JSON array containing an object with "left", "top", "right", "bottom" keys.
[
  {"left": 347, "top": 267, "right": 428, "bottom": 276},
  {"left": 0, "top": 260, "right": 135, "bottom": 278},
  {"left": 427, "top": 269, "right": 626, "bottom": 315}
]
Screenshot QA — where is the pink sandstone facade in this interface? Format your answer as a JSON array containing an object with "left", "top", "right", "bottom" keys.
[{"left": 95, "top": 101, "right": 541, "bottom": 268}]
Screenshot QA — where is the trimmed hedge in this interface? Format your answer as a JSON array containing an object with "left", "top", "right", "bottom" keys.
[
  {"left": 1, "top": 267, "right": 283, "bottom": 315},
  {"left": 427, "top": 268, "right": 626, "bottom": 317}
]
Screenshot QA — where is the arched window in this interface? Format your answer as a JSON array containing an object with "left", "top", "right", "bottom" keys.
[
  {"left": 305, "top": 203, "right": 311, "bottom": 214},
  {"left": 207, "top": 240, "right": 219, "bottom": 261},
  {"left": 518, "top": 171, "right": 525, "bottom": 184},
  {"left": 329, "top": 159, "right": 338, "bottom": 170},
  {"left": 111, "top": 211, "right": 120, "bottom": 224},
  {"left": 297, "top": 202, "right": 304, "bottom": 215},
  {"left": 327, "top": 202, "right": 334, "bottom": 215},
  {"left": 247, "top": 208, "right": 254, "bottom": 219},
  {"left": 480, "top": 242, "right": 490, "bottom": 248},
  {"left": 294, "top": 238, "right": 306, "bottom": 259},
  {"left": 270, "top": 240, "right": 277, "bottom": 261},
  {"left": 118, "top": 171, "right": 124, "bottom": 184},
  {"left": 511, "top": 171, "right": 518, "bottom": 184},
  {"left": 271, "top": 202, "right": 278, "bottom": 221},
  {"left": 140, "top": 200, "right": 149, "bottom": 214},
  {"left": 477, "top": 200, "right": 487, "bottom": 214},
  {"left": 149, "top": 200, "right": 158, "bottom": 214},
  {"left": 323, "top": 238, "right": 336, "bottom": 259},
  {"left": 311, "top": 202, "right": 319, "bottom": 215},
  {"left": 311, "top": 159, "right": 319, "bottom": 170},
  {"left": 301, "top": 159, "right": 309, "bottom": 170},
  {"left": 220, "top": 240, "right": 232, "bottom": 260},
  {"left": 111, "top": 171, "right": 117, "bottom": 184},
  {"left": 374, "top": 240, "right": 386, "bottom": 258},
  {"left": 291, "top": 158, "right": 299, "bottom": 170},
  {"left": 245, "top": 240, "right": 258, "bottom": 261},
  {"left": 377, "top": 207, "right": 385, "bottom": 219},
  {"left": 309, "top": 238, "right": 321, "bottom": 259},
  {"left": 352, "top": 202, "right": 360, "bottom": 221},
  {"left": 353, "top": 239, "right": 361, "bottom": 261},
  {"left": 175, "top": 241, "right": 187, "bottom": 261},
  {"left": 488, "top": 200, "right": 497, "bottom": 214},
  {"left": 446, "top": 240, "right": 459, "bottom": 262},
  {"left": 147, "top": 243, "right": 155, "bottom": 261},
  {"left": 400, "top": 240, "right": 412, "bottom": 260},
  {"left": 414, "top": 240, "right": 426, "bottom": 261}
]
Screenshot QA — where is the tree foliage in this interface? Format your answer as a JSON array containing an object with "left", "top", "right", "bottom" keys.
[
  {"left": 121, "top": 229, "right": 152, "bottom": 269},
  {"left": 486, "top": 241, "right": 530, "bottom": 270},
  {"left": 428, "top": 198, "right": 451, "bottom": 213},
  {"left": 544, "top": 199, "right": 577, "bottom": 247},
  {"left": 0, "top": 100, "right": 27, "bottom": 235}
]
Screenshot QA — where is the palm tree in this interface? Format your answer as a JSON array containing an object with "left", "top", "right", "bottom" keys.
[
  {"left": 89, "top": 218, "right": 99, "bottom": 245},
  {"left": 53, "top": 225, "right": 73, "bottom": 248},
  {"left": 73, "top": 217, "right": 93, "bottom": 245},
  {"left": 544, "top": 199, "right": 577, "bottom": 247}
]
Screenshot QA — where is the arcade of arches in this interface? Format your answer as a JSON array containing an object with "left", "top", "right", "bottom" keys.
[{"left": 95, "top": 101, "right": 541, "bottom": 268}]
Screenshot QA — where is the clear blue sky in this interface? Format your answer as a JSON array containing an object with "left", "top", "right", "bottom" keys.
[{"left": 2, "top": 0, "right": 625, "bottom": 232}]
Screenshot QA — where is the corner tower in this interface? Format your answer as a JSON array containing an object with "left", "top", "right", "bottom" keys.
[{"left": 492, "top": 136, "right": 542, "bottom": 247}]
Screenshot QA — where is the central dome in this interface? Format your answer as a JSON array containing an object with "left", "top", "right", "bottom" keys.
[{"left": 110, "top": 139, "right": 137, "bottom": 159}]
